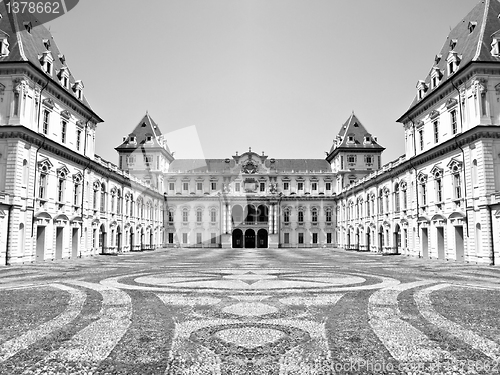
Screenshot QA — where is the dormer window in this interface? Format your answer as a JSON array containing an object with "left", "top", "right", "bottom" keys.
[
  {"left": 129, "top": 135, "right": 136, "bottom": 144},
  {"left": 72, "top": 80, "right": 84, "bottom": 100},
  {"left": 435, "top": 54, "right": 442, "bottom": 64},
  {"left": 58, "top": 67, "right": 70, "bottom": 89},
  {"left": 491, "top": 37, "right": 500, "bottom": 56},
  {"left": 347, "top": 135, "right": 354, "bottom": 143},
  {"left": 363, "top": 136, "right": 371, "bottom": 144},
  {"left": 23, "top": 21, "right": 32, "bottom": 33},
  {"left": 59, "top": 54, "right": 66, "bottom": 64},
  {"left": 42, "top": 39, "right": 51, "bottom": 50},
  {"left": 0, "top": 38, "right": 9, "bottom": 57},
  {"left": 430, "top": 67, "right": 443, "bottom": 88},
  {"left": 416, "top": 80, "right": 429, "bottom": 100},
  {"left": 39, "top": 51, "right": 54, "bottom": 75},
  {"left": 146, "top": 134, "right": 153, "bottom": 143},
  {"left": 449, "top": 39, "right": 457, "bottom": 50},
  {"left": 447, "top": 51, "right": 461, "bottom": 75},
  {"left": 468, "top": 21, "right": 477, "bottom": 34}
]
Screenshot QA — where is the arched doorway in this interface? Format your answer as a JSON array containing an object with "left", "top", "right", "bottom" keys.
[
  {"left": 99, "top": 224, "right": 106, "bottom": 254},
  {"left": 232, "top": 229, "right": 243, "bottom": 248},
  {"left": 378, "top": 226, "right": 384, "bottom": 252},
  {"left": 140, "top": 228, "right": 145, "bottom": 250},
  {"left": 366, "top": 228, "right": 371, "bottom": 252},
  {"left": 117, "top": 226, "right": 122, "bottom": 252},
  {"left": 394, "top": 224, "right": 401, "bottom": 254},
  {"left": 355, "top": 228, "right": 360, "bottom": 251},
  {"left": 245, "top": 229, "right": 256, "bottom": 248},
  {"left": 130, "top": 228, "right": 134, "bottom": 251},
  {"left": 150, "top": 230, "right": 154, "bottom": 250},
  {"left": 257, "top": 229, "right": 268, "bottom": 248}
]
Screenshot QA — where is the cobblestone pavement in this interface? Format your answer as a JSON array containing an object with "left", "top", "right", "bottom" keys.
[{"left": 1, "top": 248, "right": 500, "bottom": 374}]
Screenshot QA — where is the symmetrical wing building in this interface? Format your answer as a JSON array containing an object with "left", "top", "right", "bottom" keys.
[{"left": 1, "top": 0, "right": 500, "bottom": 265}]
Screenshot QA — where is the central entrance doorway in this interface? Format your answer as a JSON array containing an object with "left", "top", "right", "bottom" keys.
[{"left": 245, "top": 229, "right": 256, "bottom": 248}]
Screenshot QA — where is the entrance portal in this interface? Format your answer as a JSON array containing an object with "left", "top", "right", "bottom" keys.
[
  {"left": 232, "top": 229, "right": 243, "bottom": 248},
  {"left": 245, "top": 229, "right": 256, "bottom": 248},
  {"left": 257, "top": 229, "right": 268, "bottom": 248}
]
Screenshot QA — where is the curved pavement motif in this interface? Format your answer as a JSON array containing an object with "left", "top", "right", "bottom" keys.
[{"left": 1, "top": 248, "right": 500, "bottom": 374}]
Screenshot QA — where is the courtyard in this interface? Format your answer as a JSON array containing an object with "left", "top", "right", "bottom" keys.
[{"left": 0, "top": 248, "right": 499, "bottom": 374}]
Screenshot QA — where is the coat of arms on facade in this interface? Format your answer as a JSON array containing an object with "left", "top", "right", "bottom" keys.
[{"left": 242, "top": 159, "right": 259, "bottom": 174}]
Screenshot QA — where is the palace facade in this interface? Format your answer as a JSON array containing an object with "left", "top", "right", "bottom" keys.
[{"left": 1, "top": 0, "right": 500, "bottom": 265}]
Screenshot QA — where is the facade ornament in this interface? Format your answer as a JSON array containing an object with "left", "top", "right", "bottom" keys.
[
  {"left": 269, "top": 183, "right": 277, "bottom": 194},
  {"left": 241, "top": 159, "right": 259, "bottom": 174},
  {"left": 13, "top": 78, "right": 28, "bottom": 98},
  {"left": 474, "top": 78, "right": 488, "bottom": 98},
  {"left": 446, "top": 97, "right": 458, "bottom": 109}
]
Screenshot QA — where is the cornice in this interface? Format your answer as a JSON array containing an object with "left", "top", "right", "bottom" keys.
[
  {"left": 0, "top": 126, "right": 163, "bottom": 200},
  {"left": 335, "top": 125, "right": 500, "bottom": 199}
]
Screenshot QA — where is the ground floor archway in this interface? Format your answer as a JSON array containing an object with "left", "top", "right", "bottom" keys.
[
  {"left": 257, "top": 229, "right": 268, "bottom": 248},
  {"left": 245, "top": 229, "right": 256, "bottom": 248},
  {"left": 232, "top": 229, "right": 243, "bottom": 248}
]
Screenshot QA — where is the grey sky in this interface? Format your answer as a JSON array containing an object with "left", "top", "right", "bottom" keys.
[{"left": 47, "top": 0, "right": 479, "bottom": 164}]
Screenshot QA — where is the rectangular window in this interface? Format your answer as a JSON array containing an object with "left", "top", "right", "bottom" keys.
[
  {"left": 312, "top": 210, "right": 318, "bottom": 222},
  {"left": 436, "top": 179, "right": 443, "bottom": 202},
  {"left": 325, "top": 182, "right": 331, "bottom": 190},
  {"left": 39, "top": 173, "right": 47, "bottom": 199},
  {"left": 312, "top": 233, "right": 318, "bottom": 244},
  {"left": 284, "top": 210, "right": 290, "bottom": 223},
  {"left": 260, "top": 182, "right": 265, "bottom": 192},
  {"left": 168, "top": 211, "right": 174, "bottom": 222},
  {"left": 169, "top": 182, "right": 175, "bottom": 191},
  {"left": 403, "top": 190, "right": 407, "bottom": 209},
  {"left": 73, "top": 184, "right": 79, "bottom": 205},
  {"left": 347, "top": 155, "right": 356, "bottom": 163},
  {"left": 298, "top": 211, "right": 304, "bottom": 223},
  {"left": 298, "top": 233, "right": 304, "bottom": 244},
  {"left": 183, "top": 182, "right": 189, "bottom": 191},
  {"left": 196, "top": 233, "right": 202, "bottom": 244},
  {"left": 327, "top": 233, "right": 332, "bottom": 244},
  {"left": 196, "top": 182, "right": 203, "bottom": 191},
  {"left": 61, "top": 120, "right": 67, "bottom": 143},
  {"left": 210, "top": 210, "right": 217, "bottom": 223},
  {"left": 284, "top": 182, "right": 289, "bottom": 190},
  {"left": 421, "top": 183, "right": 427, "bottom": 205},
  {"left": 454, "top": 174, "right": 462, "bottom": 198},
  {"left": 419, "top": 129, "right": 424, "bottom": 151},
  {"left": 298, "top": 182, "right": 304, "bottom": 191},
  {"left": 182, "top": 233, "right": 188, "bottom": 244},
  {"left": 433, "top": 121, "right": 439, "bottom": 143},
  {"left": 365, "top": 156, "right": 373, "bottom": 164},
  {"left": 58, "top": 178, "right": 64, "bottom": 202},
  {"left": 76, "top": 129, "right": 81, "bottom": 151},
  {"left": 312, "top": 182, "right": 317, "bottom": 191},
  {"left": 211, "top": 182, "right": 217, "bottom": 191},
  {"left": 284, "top": 233, "right": 289, "bottom": 244},
  {"left": 235, "top": 183, "right": 240, "bottom": 192},
  {"left": 326, "top": 210, "right": 332, "bottom": 222},
  {"left": 168, "top": 233, "right": 174, "bottom": 244},
  {"left": 451, "top": 110, "right": 458, "bottom": 135},
  {"left": 182, "top": 211, "right": 188, "bottom": 222},
  {"left": 42, "top": 110, "right": 49, "bottom": 135},
  {"left": 196, "top": 211, "right": 202, "bottom": 223},
  {"left": 211, "top": 234, "right": 217, "bottom": 244}
]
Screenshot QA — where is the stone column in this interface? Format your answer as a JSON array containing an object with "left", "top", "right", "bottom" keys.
[
  {"left": 222, "top": 205, "right": 227, "bottom": 234},
  {"left": 227, "top": 204, "right": 232, "bottom": 233},
  {"left": 273, "top": 204, "right": 278, "bottom": 234},
  {"left": 269, "top": 205, "right": 274, "bottom": 234}
]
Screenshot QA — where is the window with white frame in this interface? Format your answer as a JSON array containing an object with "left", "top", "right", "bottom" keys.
[
  {"left": 211, "top": 182, "right": 217, "bottom": 191},
  {"left": 394, "top": 183, "right": 400, "bottom": 212},
  {"left": 326, "top": 209, "right": 332, "bottom": 223},
  {"left": 433, "top": 120, "right": 439, "bottom": 143},
  {"left": 197, "top": 182, "right": 203, "bottom": 191},
  {"left": 325, "top": 182, "right": 331, "bottom": 191},
  {"left": 297, "top": 182, "right": 304, "bottom": 191},
  {"left": 169, "top": 182, "right": 175, "bottom": 191},
  {"left": 260, "top": 182, "right": 265, "bottom": 192},
  {"left": 453, "top": 173, "right": 462, "bottom": 199},
  {"left": 39, "top": 172, "right": 47, "bottom": 199},
  {"left": 312, "top": 182, "right": 317, "bottom": 191},
  {"left": 347, "top": 155, "right": 356, "bottom": 164},
  {"left": 196, "top": 210, "right": 202, "bottom": 223},
  {"left": 283, "top": 182, "right": 289, "bottom": 190},
  {"left": 182, "top": 209, "right": 188, "bottom": 223},
  {"left": 418, "top": 128, "right": 424, "bottom": 151},
  {"left": 210, "top": 210, "right": 217, "bottom": 223},
  {"left": 235, "top": 182, "right": 240, "bottom": 192},
  {"left": 298, "top": 210, "right": 304, "bottom": 223},
  {"left": 311, "top": 208, "right": 318, "bottom": 223},
  {"left": 283, "top": 209, "right": 290, "bottom": 223},
  {"left": 183, "top": 182, "right": 189, "bottom": 191},
  {"left": 450, "top": 109, "right": 458, "bottom": 135},
  {"left": 100, "top": 184, "right": 106, "bottom": 212},
  {"left": 61, "top": 120, "right": 67, "bottom": 143},
  {"left": 42, "top": 109, "right": 50, "bottom": 135}
]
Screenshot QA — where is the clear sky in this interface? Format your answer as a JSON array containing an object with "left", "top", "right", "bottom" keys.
[{"left": 46, "top": 0, "right": 479, "bottom": 164}]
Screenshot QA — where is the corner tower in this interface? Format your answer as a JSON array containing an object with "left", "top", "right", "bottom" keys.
[
  {"left": 326, "top": 112, "right": 384, "bottom": 190},
  {"left": 115, "top": 113, "right": 174, "bottom": 192}
]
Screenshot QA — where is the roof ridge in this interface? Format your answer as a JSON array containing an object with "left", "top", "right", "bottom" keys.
[
  {"left": 473, "top": 0, "right": 490, "bottom": 61},
  {"left": 11, "top": 11, "right": 27, "bottom": 61}
]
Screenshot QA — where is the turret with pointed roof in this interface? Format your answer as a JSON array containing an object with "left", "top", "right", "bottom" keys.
[
  {"left": 326, "top": 112, "right": 384, "bottom": 190},
  {"left": 115, "top": 113, "right": 174, "bottom": 191}
]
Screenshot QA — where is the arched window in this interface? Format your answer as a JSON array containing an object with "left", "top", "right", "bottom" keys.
[
  {"left": 311, "top": 207, "right": 318, "bottom": 223},
  {"left": 298, "top": 210, "right": 304, "bottom": 223},
  {"left": 283, "top": 208, "right": 290, "bottom": 223},
  {"left": 117, "top": 189, "right": 122, "bottom": 215},
  {"left": 472, "top": 159, "right": 478, "bottom": 186}
]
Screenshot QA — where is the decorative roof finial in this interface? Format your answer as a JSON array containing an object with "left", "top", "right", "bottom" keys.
[{"left": 249, "top": 147, "right": 252, "bottom": 152}]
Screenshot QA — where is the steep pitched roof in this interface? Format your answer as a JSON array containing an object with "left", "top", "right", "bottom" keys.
[
  {"left": 328, "top": 113, "right": 384, "bottom": 154},
  {"left": 404, "top": 0, "right": 500, "bottom": 113},
  {"left": 0, "top": 3, "right": 100, "bottom": 118},
  {"left": 115, "top": 113, "right": 172, "bottom": 154}
]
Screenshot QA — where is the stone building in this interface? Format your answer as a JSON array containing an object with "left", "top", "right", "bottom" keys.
[
  {"left": 335, "top": 0, "right": 500, "bottom": 265},
  {"left": 0, "top": 4, "right": 164, "bottom": 265}
]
